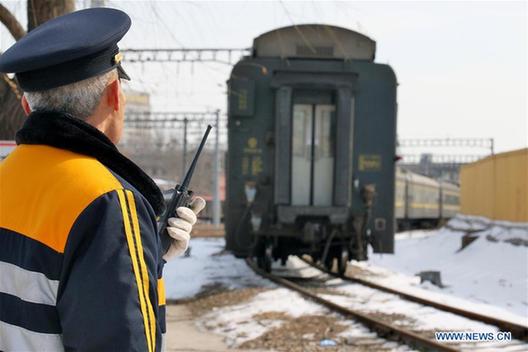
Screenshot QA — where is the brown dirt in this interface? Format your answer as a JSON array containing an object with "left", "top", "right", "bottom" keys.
[
  {"left": 252, "top": 311, "right": 291, "bottom": 321},
  {"left": 184, "top": 287, "right": 267, "bottom": 317},
  {"left": 174, "top": 286, "right": 408, "bottom": 351},
  {"left": 239, "top": 314, "right": 396, "bottom": 352},
  {"left": 167, "top": 275, "right": 414, "bottom": 351},
  {"left": 240, "top": 314, "right": 346, "bottom": 351}
]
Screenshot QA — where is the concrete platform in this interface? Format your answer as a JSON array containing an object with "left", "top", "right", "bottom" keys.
[{"left": 165, "top": 304, "right": 268, "bottom": 352}]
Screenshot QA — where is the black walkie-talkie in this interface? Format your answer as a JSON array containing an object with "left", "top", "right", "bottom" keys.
[{"left": 158, "top": 125, "right": 212, "bottom": 253}]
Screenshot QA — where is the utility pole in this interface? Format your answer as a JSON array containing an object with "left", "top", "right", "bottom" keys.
[
  {"left": 212, "top": 110, "right": 221, "bottom": 226},
  {"left": 182, "top": 118, "right": 188, "bottom": 181}
]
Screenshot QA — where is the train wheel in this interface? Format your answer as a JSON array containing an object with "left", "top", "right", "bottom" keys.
[
  {"left": 261, "top": 243, "right": 273, "bottom": 273},
  {"left": 337, "top": 247, "right": 349, "bottom": 276},
  {"left": 256, "top": 255, "right": 270, "bottom": 273},
  {"left": 324, "top": 256, "right": 334, "bottom": 272}
]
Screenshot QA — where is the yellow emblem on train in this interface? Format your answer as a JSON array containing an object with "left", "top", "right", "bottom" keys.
[{"left": 248, "top": 137, "right": 258, "bottom": 149}]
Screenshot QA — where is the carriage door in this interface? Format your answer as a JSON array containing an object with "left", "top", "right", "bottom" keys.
[{"left": 291, "top": 91, "right": 335, "bottom": 206}]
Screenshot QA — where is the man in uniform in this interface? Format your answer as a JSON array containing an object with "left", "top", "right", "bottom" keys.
[{"left": 0, "top": 7, "right": 205, "bottom": 351}]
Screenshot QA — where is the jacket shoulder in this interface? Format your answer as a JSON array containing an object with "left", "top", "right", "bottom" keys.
[{"left": 0, "top": 144, "right": 125, "bottom": 253}]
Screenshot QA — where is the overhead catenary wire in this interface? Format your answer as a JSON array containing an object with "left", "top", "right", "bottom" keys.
[
  {"left": 148, "top": 1, "right": 186, "bottom": 48},
  {"left": 278, "top": 0, "right": 317, "bottom": 54},
  {"left": 322, "top": 25, "right": 347, "bottom": 58}
]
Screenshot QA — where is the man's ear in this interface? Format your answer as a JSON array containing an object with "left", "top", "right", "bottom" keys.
[
  {"left": 106, "top": 79, "right": 120, "bottom": 112},
  {"left": 21, "top": 95, "right": 31, "bottom": 116}
]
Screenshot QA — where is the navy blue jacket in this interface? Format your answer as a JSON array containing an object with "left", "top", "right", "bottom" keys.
[{"left": 0, "top": 112, "right": 166, "bottom": 351}]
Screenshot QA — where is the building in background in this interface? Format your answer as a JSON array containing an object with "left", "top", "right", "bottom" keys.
[
  {"left": 118, "top": 90, "right": 225, "bottom": 209},
  {"left": 460, "top": 148, "right": 528, "bottom": 223},
  {"left": 118, "top": 89, "right": 161, "bottom": 176}
]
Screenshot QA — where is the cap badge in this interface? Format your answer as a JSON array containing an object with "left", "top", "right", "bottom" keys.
[{"left": 113, "top": 52, "right": 123, "bottom": 64}]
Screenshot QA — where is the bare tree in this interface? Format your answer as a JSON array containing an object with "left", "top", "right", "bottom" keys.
[
  {"left": 0, "top": 3, "right": 25, "bottom": 40},
  {"left": 27, "top": 0, "right": 74, "bottom": 31},
  {"left": 0, "top": 0, "right": 75, "bottom": 139}
]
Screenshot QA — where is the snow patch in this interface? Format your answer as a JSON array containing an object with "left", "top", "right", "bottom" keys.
[
  {"left": 199, "top": 288, "right": 327, "bottom": 346},
  {"left": 367, "top": 215, "right": 528, "bottom": 319},
  {"left": 324, "top": 285, "right": 500, "bottom": 332},
  {"left": 200, "top": 287, "right": 414, "bottom": 350},
  {"left": 163, "top": 238, "right": 272, "bottom": 300}
]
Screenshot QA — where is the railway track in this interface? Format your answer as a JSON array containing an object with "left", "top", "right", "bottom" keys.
[
  {"left": 246, "top": 257, "right": 528, "bottom": 352},
  {"left": 301, "top": 257, "right": 528, "bottom": 342},
  {"left": 246, "top": 258, "right": 459, "bottom": 352}
]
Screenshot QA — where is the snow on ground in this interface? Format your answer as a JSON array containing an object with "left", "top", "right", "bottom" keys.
[
  {"left": 282, "top": 256, "right": 518, "bottom": 333},
  {"left": 365, "top": 215, "right": 528, "bottom": 320},
  {"left": 200, "top": 287, "right": 411, "bottom": 351},
  {"left": 201, "top": 288, "right": 325, "bottom": 346},
  {"left": 163, "top": 238, "right": 271, "bottom": 300},
  {"left": 162, "top": 218, "right": 527, "bottom": 349},
  {"left": 325, "top": 281, "right": 505, "bottom": 332},
  {"left": 163, "top": 239, "right": 413, "bottom": 350}
]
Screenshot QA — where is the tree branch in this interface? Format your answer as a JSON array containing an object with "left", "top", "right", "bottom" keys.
[
  {"left": 0, "top": 3, "right": 26, "bottom": 40},
  {"left": 27, "top": 0, "right": 75, "bottom": 31}
]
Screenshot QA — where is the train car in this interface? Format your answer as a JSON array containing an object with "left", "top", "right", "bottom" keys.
[
  {"left": 439, "top": 181, "right": 460, "bottom": 219},
  {"left": 395, "top": 168, "right": 460, "bottom": 230},
  {"left": 225, "top": 25, "right": 398, "bottom": 273},
  {"left": 394, "top": 168, "right": 407, "bottom": 221},
  {"left": 406, "top": 172, "right": 441, "bottom": 226}
]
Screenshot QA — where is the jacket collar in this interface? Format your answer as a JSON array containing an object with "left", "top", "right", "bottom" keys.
[{"left": 16, "top": 111, "right": 165, "bottom": 216}]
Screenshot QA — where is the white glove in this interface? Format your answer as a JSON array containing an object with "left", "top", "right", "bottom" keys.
[{"left": 163, "top": 197, "right": 206, "bottom": 260}]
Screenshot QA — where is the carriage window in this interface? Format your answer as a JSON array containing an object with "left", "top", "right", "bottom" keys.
[
  {"left": 292, "top": 105, "right": 312, "bottom": 157},
  {"left": 291, "top": 102, "right": 335, "bottom": 206},
  {"left": 315, "top": 105, "right": 335, "bottom": 158}
]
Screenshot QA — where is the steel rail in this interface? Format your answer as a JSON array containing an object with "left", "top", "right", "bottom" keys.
[
  {"left": 301, "top": 257, "right": 528, "bottom": 342},
  {"left": 246, "top": 258, "right": 460, "bottom": 352}
]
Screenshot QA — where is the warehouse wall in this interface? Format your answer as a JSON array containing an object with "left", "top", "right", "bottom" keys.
[{"left": 460, "top": 148, "right": 528, "bottom": 222}]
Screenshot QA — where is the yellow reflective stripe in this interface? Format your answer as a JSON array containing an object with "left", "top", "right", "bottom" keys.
[
  {"left": 126, "top": 190, "right": 157, "bottom": 352},
  {"left": 116, "top": 190, "right": 153, "bottom": 352},
  {"left": 158, "top": 278, "right": 166, "bottom": 306}
]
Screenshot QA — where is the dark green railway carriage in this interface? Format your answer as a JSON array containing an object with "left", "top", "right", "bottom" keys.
[{"left": 225, "top": 24, "right": 397, "bottom": 273}]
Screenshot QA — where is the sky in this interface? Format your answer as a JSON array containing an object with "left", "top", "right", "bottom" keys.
[{"left": 1, "top": 0, "right": 527, "bottom": 153}]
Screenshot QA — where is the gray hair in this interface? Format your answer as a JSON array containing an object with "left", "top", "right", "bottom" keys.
[{"left": 24, "top": 69, "right": 117, "bottom": 120}]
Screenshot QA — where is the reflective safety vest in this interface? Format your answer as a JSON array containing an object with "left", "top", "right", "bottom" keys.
[{"left": 0, "top": 112, "right": 166, "bottom": 352}]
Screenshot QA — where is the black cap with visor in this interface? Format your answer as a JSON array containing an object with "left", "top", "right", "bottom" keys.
[{"left": 0, "top": 8, "right": 131, "bottom": 92}]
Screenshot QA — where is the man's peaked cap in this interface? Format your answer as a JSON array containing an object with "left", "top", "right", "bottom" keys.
[{"left": 0, "top": 8, "right": 131, "bottom": 91}]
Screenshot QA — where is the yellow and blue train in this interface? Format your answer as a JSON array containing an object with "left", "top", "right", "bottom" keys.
[{"left": 395, "top": 168, "right": 460, "bottom": 230}]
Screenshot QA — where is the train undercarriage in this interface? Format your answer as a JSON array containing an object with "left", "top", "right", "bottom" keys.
[{"left": 253, "top": 218, "right": 369, "bottom": 274}]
